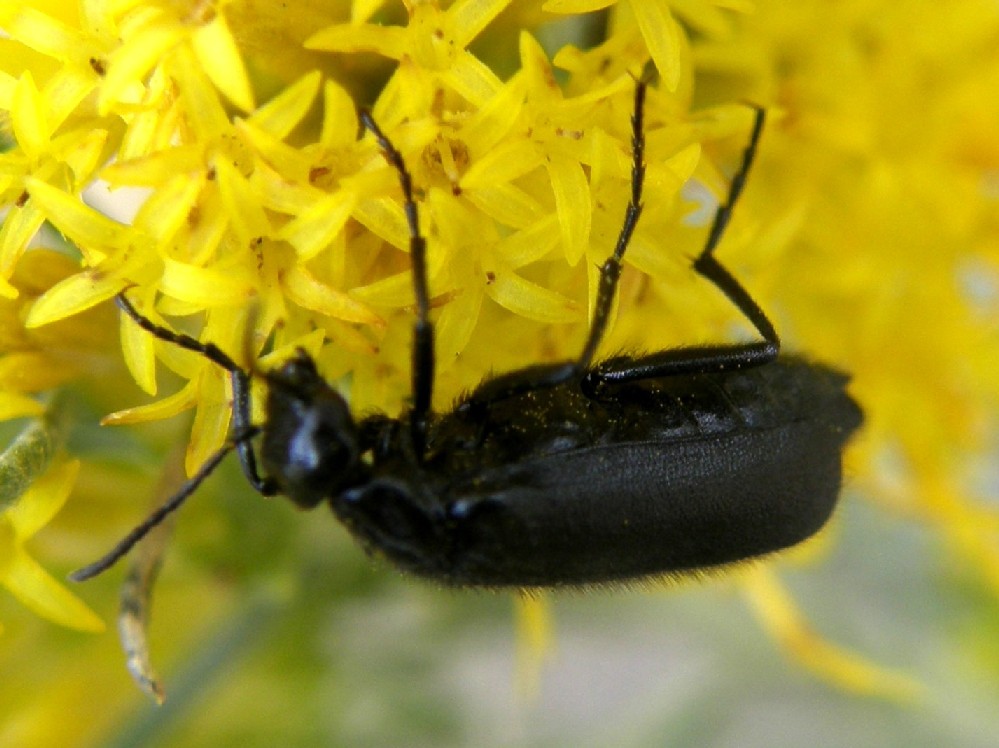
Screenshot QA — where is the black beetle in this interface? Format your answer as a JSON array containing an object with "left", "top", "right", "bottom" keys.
[{"left": 72, "top": 80, "right": 862, "bottom": 587}]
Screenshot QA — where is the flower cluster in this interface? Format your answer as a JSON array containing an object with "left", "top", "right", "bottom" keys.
[
  {"left": 0, "top": 0, "right": 722, "bottom": 633},
  {"left": 1, "top": 0, "right": 998, "bottom": 737},
  {"left": 701, "top": 0, "right": 999, "bottom": 613}
]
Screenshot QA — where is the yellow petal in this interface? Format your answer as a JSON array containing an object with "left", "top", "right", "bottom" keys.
[
  {"left": 5, "top": 460, "right": 79, "bottom": 540},
  {"left": 493, "top": 215, "right": 560, "bottom": 268},
  {"left": 305, "top": 23, "right": 407, "bottom": 58},
  {"left": 320, "top": 80, "right": 359, "bottom": 149},
  {"left": 519, "top": 30, "right": 558, "bottom": 102},
  {"left": 374, "top": 59, "right": 436, "bottom": 124},
  {"left": 659, "top": 142, "right": 701, "bottom": 188},
  {"left": 100, "top": 17, "right": 185, "bottom": 113},
  {"left": 131, "top": 173, "right": 205, "bottom": 247},
  {"left": 627, "top": 0, "right": 684, "bottom": 91},
  {"left": 252, "top": 161, "right": 326, "bottom": 215},
  {"left": 461, "top": 138, "right": 543, "bottom": 190},
  {"left": 42, "top": 67, "right": 97, "bottom": 136},
  {"left": 0, "top": 203, "right": 46, "bottom": 280},
  {"left": 446, "top": 0, "right": 513, "bottom": 48},
  {"left": 464, "top": 183, "right": 545, "bottom": 229},
  {"left": 514, "top": 592, "right": 553, "bottom": 699},
  {"left": 459, "top": 76, "right": 526, "bottom": 154},
  {"left": 191, "top": 11, "right": 255, "bottom": 112},
  {"left": 542, "top": 0, "right": 614, "bottom": 11},
  {"left": 624, "top": 231, "right": 687, "bottom": 280},
  {"left": 485, "top": 269, "right": 582, "bottom": 323},
  {"left": 546, "top": 154, "right": 591, "bottom": 266},
  {"left": 101, "top": 380, "right": 198, "bottom": 426},
  {"left": 185, "top": 189, "right": 229, "bottom": 266},
  {"left": 236, "top": 120, "right": 315, "bottom": 177},
  {"left": 351, "top": 269, "right": 416, "bottom": 308},
  {"left": 102, "top": 146, "right": 205, "bottom": 188},
  {"left": 442, "top": 51, "right": 504, "bottom": 106},
  {"left": 214, "top": 158, "right": 271, "bottom": 248},
  {"left": 168, "top": 43, "right": 230, "bottom": 140},
  {"left": 353, "top": 197, "right": 411, "bottom": 251},
  {"left": 433, "top": 283, "right": 484, "bottom": 362},
  {"left": 741, "top": 566, "right": 924, "bottom": 702},
  {"left": 25, "top": 269, "right": 125, "bottom": 328},
  {"left": 119, "top": 299, "right": 158, "bottom": 396},
  {"left": 246, "top": 71, "right": 320, "bottom": 139},
  {"left": 11, "top": 72, "right": 50, "bottom": 160},
  {"left": 2, "top": 546, "right": 104, "bottom": 632},
  {"left": 117, "top": 69, "right": 177, "bottom": 160},
  {"left": 24, "top": 177, "right": 131, "bottom": 258},
  {"left": 1, "top": 5, "right": 100, "bottom": 63},
  {"left": 159, "top": 257, "right": 257, "bottom": 307},
  {"left": 282, "top": 264, "right": 384, "bottom": 328},
  {"left": 186, "top": 368, "right": 229, "bottom": 476},
  {"left": 58, "top": 128, "right": 108, "bottom": 189},
  {"left": 278, "top": 189, "right": 357, "bottom": 261},
  {"left": 0, "top": 392, "right": 45, "bottom": 421}
]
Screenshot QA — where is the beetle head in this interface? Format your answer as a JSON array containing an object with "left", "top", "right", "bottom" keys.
[{"left": 260, "top": 349, "right": 366, "bottom": 508}]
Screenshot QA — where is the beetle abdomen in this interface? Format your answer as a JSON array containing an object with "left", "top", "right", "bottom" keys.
[
  {"left": 443, "top": 419, "right": 848, "bottom": 586},
  {"left": 413, "top": 358, "right": 862, "bottom": 587}
]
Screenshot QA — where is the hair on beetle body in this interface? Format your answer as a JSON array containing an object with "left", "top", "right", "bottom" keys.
[{"left": 71, "top": 77, "right": 862, "bottom": 590}]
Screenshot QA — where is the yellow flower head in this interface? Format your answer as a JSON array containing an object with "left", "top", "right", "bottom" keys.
[{"left": 1, "top": 0, "right": 998, "bottom": 739}]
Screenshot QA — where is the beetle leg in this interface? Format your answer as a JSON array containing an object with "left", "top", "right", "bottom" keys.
[
  {"left": 581, "top": 342, "right": 777, "bottom": 398},
  {"left": 455, "top": 79, "right": 650, "bottom": 415},
  {"left": 583, "top": 105, "right": 780, "bottom": 395},
  {"left": 360, "top": 111, "right": 434, "bottom": 462},
  {"left": 576, "top": 78, "right": 648, "bottom": 370},
  {"left": 115, "top": 293, "right": 278, "bottom": 496},
  {"left": 691, "top": 105, "right": 778, "bottom": 351}
]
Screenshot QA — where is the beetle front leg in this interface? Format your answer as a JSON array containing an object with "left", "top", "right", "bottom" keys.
[{"left": 359, "top": 111, "right": 435, "bottom": 462}]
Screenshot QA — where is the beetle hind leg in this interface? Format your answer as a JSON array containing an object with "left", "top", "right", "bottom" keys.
[
  {"left": 583, "top": 105, "right": 780, "bottom": 396},
  {"left": 690, "top": 105, "right": 778, "bottom": 356}
]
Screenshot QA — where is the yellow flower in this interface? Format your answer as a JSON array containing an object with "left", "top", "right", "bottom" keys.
[
  {"left": 2, "top": 0, "right": 997, "bottom": 740},
  {"left": 0, "top": 248, "right": 111, "bottom": 633},
  {"left": 1, "top": 438, "right": 102, "bottom": 633},
  {"left": 694, "top": 0, "right": 999, "bottom": 598},
  {"left": 306, "top": 0, "right": 513, "bottom": 114},
  {"left": 0, "top": 0, "right": 716, "bottom": 636}
]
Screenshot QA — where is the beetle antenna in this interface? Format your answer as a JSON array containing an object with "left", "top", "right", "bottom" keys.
[
  {"left": 115, "top": 292, "right": 277, "bottom": 495},
  {"left": 69, "top": 428, "right": 258, "bottom": 582}
]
